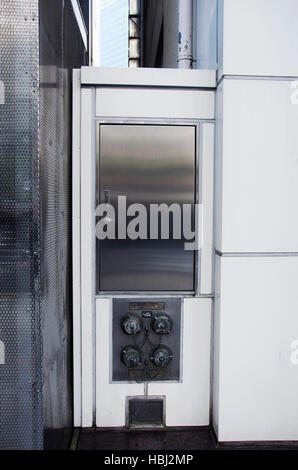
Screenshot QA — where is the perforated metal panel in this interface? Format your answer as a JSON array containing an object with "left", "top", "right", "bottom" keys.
[
  {"left": 0, "top": 0, "right": 42, "bottom": 449},
  {"left": 0, "top": 0, "right": 87, "bottom": 450}
]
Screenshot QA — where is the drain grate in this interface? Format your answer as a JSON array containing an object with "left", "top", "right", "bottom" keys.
[{"left": 126, "top": 397, "right": 165, "bottom": 428}]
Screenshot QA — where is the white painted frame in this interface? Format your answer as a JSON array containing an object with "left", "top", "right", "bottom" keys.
[
  {"left": 73, "top": 67, "right": 216, "bottom": 427},
  {"left": 72, "top": 69, "right": 82, "bottom": 426}
]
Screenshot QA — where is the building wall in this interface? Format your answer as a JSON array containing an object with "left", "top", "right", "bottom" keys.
[
  {"left": 142, "top": 0, "right": 298, "bottom": 441},
  {"left": 143, "top": 0, "right": 164, "bottom": 67},
  {"left": 143, "top": 0, "right": 217, "bottom": 69},
  {"left": 143, "top": 0, "right": 180, "bottom": 68},
  {"left": 0, "top": 0, "right": 42, "bottom": 450},
  {"left": 74, "top": 67, "right": 216, "bottom": 428},
  {"left": 0, "top": 0, "right": 87, "bottom": 450},
  {"left": 39, "top": 0, "right": 87, "bottom": 449},
  {"left": 213, "top": 0, "right": 298, "bottom": 441},
  {"left": 217, "top": 0, "right": 298, "bottom": 78},
  {"left": 193, "top": 0, "right": 217, "bottom": 69}
]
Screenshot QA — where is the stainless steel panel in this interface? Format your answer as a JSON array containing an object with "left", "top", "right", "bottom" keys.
[{"left": 97, "top": 124, "right": 196, "bottom": 291}]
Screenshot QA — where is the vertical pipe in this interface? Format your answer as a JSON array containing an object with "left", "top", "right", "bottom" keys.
[{"left": 177, "top": 0, "right": 193, "bottom": 68}]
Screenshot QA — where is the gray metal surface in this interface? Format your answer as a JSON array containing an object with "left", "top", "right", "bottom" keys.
[
  {"left": 112, "top": 298, "right": 181, "bottom": 382},
  {"left": 0, "top": 0, "right": 87, "bottom": 450},
  {"left": 97, "top": 124, "right": 196, "bottom": 292},
  {"left": 39, "top": 0, "right": 87, "bottom": 449},
  {"left": 0, "top": 0, "right": 42, "bottom": 450}
]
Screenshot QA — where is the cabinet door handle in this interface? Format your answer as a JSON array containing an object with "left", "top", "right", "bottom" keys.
[{"left": 104, "top": 189, "right": 110, "bottom": 204}]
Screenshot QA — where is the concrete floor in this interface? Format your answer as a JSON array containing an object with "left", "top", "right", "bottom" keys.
[{"left": 76, "top": 427, "right": 298, "bottom": 451}]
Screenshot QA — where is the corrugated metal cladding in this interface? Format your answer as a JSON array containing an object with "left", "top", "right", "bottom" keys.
[{"left": 0, "top": 0, "right": 87, "bottom": 450}]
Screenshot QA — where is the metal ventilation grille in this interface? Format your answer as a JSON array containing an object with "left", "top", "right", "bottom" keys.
[
  {"left": 127, "top": 397, "right": 165, "bottom": 428},
  {"left": 0, "top": 0, "right": 42, "bottom": 449}
]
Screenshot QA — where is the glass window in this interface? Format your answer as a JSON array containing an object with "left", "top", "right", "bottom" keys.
[{"left": 98, "top": 0, "right": 129, "bottom": 67}]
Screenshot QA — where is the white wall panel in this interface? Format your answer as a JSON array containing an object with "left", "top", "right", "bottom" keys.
[
  {"left": 200, "top": 124, "right": 215, "bottom": 294},
  {"left": 221, "top": 0, "right": 298, "bottom": 77},
  {"left": 80, "top": 88, "right": 95, "bottom": 427},
  {"left": 214, "top": 256, "right": 298, "bottom": 441},
  {"left": 149, "top": 298, "right": 211, "bottom": 426},
  {"left": 82, "top": 66, "right": 216, "bottom": 88},
  {"left": 212, "top": 254, "right": 221, "bottom": 437},
  {"left": 217, "top": 0, "right": 224, "bottom": 77},
  {"left": 96, "top": 297, "right": 211, "bottom": 427},
  {"left": 218, "top": 79, "right": 298, "bottom": 253},
  {"left": 96, "top": 87, "right": 215, "bottom": 120},
  {"left": 213, "top": 0, "right": 298, "bottom": 445},
  {"left": 96, "top": 298, "right": 144, "bottom": 427},
  {"left": 214, "top": 82, "right": 223, "bottom": 252},
  {"left": 72, "top": 69, "right": 82, "bottom": 426}
]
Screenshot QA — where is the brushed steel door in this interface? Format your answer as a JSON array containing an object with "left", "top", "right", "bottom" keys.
[{"left": 97, "top": 124, "right": 196, "bottom": 291}]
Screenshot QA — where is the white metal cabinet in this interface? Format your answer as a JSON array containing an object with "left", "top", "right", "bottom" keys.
[{"left": 73, "top": 67, "right": 216, "bottom": 427}]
